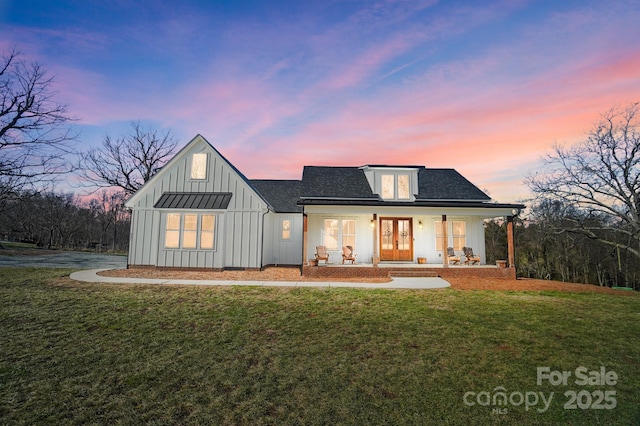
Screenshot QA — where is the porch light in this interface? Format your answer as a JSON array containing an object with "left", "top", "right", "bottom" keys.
[
  {"left": 370, "top": 219, "right": 375, "bottom": 228},
  {"left": 418, "top": 220, "right": 423, "bottom": 230}
]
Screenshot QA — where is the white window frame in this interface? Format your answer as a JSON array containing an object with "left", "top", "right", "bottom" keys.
[
  {"left": 322, "top": 218, "right": 356, "bottom": 251},
  {"left": 190, "top": 152, "right": 208, "bottom": 180},
  {"left": 164, "top": 213, "right": 217, "bottom": 250},
  {"left": 281, "top": 219, "right": 291, "bottom": 241},
  {"left": 380, "top": 173, "right": 411, "bottom": 201},
  {"left": 434, "top": 220, "right": 466, "bottom": 251}
]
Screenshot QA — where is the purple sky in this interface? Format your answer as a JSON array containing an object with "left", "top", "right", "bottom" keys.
[{"left": 2, "top": 0, "right": 639, "bottom": 202}]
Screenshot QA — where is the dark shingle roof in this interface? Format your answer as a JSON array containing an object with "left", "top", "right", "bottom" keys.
[
  {"left": 154, "top": 192, "right": 232, "bottom": 209},
  {"left": 250, "top": 180, "right": 302, "bottom": 213},
  {"left": 300, "top": 166, "right": 379, "bottom": 199},
  {"left": 417, "top": 168, "right": 490, "bottom": 201},
  {"left": 296, "top": 165, "right": 500, "bottom": 207}
]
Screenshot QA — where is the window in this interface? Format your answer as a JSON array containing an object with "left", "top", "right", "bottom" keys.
[
  {"left": 200, "top": 215, "right": 215, "bottom": 249},
  {"left": 164, "top": 213, "right": 216, "bottom": 249},
  {"left": 183, "top": 214, "right": 197, "bottom": 248},
  {"left": 323, "top": 219, "right": 339, "bottom": 250},
  {"left": 165, "top": 213, "right": 181, "bottom": 249},
  {"left": 381, "top": 174, "right": 411, "bottom": 200},
  {"left": 452, "top": 221, "right": 466, "bottom": 251},
  {"left": 397, "top": 174, "right": 410, "bottom": 199},
  {"left": 191, "top": 153, "right": 208, "bottom": 179},
  {"left": 434, "top": 220, "right": 466, "bottom": 251},
  {"left": 381, "top": 175, "right": 395, "bottom": 199},
  {"left": 435, "top": 221, "right": 444, "bottom": 250},
  {"left": 323, "top": 218, "right": 356, "bottom": 250},
  {"left": 282, "top": 219, "right": 291, "bottom": 240},
  {"left": 342, "top": 219, "right": 355, "bottom": 248}
]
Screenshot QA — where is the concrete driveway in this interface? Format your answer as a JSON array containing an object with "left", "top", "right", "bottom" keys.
[{"left": 0, "top": 251, "right": 127, "bottom": 269}]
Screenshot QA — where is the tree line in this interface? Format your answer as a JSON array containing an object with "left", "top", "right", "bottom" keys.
[
  {"left": 1, "top": 46, "right": 638, "bottom": 289},
  {"left": 486, "top": 208, "right": 639, "bottom": 289},
  {"left": 0, "top": 190, "right": 129, "bottom": 252}
]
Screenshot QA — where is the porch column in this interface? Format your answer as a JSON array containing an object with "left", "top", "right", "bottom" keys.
[
  {"left": 372, "top": 213, "right": 378, "bottom": 266},
  {"left": 303, "top": 214, "right": 308, "bottom": 265},
  {"left": 441, "top": 214, "right": 448, "bottom": 268},
  {"left": 507, "top": 215, "right": 515, "bottom": 268}
]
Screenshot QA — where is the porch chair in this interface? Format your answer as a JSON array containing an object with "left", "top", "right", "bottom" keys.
[
  {"left": 315, "top": 245, "right": 330, "bottom": 264},
  {"left": 341, "top": 245, "right": 357, "bottom": 264},
  {"left": 463, "top": 246, "right": 481, "bottom": 265},
  {"left": 447, "top": 247, "right": 460, "bottom": 265}
]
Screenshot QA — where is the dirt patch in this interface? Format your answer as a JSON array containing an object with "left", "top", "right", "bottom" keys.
[
  {"left": 98, "top": 267, "right": 636, "bottom": 293},
  {"left": 445, "top": 277, "right": 635, "bottom": 295},
  {"left": 99, "top": 267, "right": 391, "bottom": 283}
]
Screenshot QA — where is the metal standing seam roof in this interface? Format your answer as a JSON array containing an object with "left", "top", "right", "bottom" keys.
[{"left": 154, "top": 192, "right": 233, "bottom": 209}]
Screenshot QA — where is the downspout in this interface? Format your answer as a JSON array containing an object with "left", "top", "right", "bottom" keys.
[
  {"left": 259, "top": 207, "right": 269, "bottom": 271},
  {"left": 301, "top": 205, "right": 306, "bottom": 275}
]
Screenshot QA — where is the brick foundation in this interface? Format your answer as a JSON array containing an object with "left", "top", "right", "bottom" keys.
[
  {"left": 434, "top": 266, "right": 516, "bottom": 280},
  {"left": 129, "top": 264, "right": 517, "bottom": 280},
  {"left": 302, "top": 266, "right": 391, "bottom": 280},
  {"left": 302, "top": 265, "right": 517, "bottom": 280}
]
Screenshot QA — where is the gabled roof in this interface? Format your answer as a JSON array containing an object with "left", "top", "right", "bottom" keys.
[
  {"left": 250, "top": 180, "right": 302, "bottom": 213},
  {"left": 125, "top": 134, "right": 271, "bottom": 210},
  {"left": 300, "top": 166, "right": 379, "bottom": 199}
]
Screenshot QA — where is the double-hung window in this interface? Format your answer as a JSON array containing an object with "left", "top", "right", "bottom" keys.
[
  {"left": 434, "top": 220, "right": 466, "bottom": 251},
  {"left": 323, "top": 219, "right": 356, "bottom": 250},
  {"left": 164, "top": 213, "right": 216, "bottom": 249}
]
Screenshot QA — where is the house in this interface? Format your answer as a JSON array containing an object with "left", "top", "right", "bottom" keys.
[{"left": 125, "top": 135, "right": 524, "bottom": 277}]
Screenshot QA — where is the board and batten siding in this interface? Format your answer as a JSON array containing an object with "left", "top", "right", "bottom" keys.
[
  {"left": 261, "top": 212, "right": 303, "bottom": 266},
  {"left": 126, "top": 135, "right": 269, "bottom": 269}
]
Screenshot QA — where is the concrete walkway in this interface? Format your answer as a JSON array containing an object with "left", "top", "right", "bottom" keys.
[{"left": 70, "top": 269, "right": 451, "bottom": 289}]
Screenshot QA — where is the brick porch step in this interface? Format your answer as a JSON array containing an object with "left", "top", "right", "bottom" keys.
[{"left": 388, "top": 269, "right": 440, "bottom": 278}]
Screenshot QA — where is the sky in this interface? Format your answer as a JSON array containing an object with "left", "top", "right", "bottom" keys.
[{"left": 1, "top": 0, "right": 639, "bottom": 203}]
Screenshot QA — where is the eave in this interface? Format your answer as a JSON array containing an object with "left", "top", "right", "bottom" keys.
[{"left": 297, "top": 198, "right": 525, "bottom": 210}]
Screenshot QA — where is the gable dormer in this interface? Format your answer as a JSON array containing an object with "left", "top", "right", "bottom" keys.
[{"left": 360, "top": 166, "right": 421, "bottom": 202}]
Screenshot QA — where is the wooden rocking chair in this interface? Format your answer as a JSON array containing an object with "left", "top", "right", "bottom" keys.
[
  {"left": 341, "top": 245, "right": 357, "bottom": 264},
  {"left": 463, "top": 246, "right": 481, "bottom": 265},
  {"left": 447, "top": 247, "right": 460, "bottom": 265},
  {"left": 315, "top": 245, "right": 330, "bottom": 264}
]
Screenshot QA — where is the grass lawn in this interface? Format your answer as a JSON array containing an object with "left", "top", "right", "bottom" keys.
[{"left": 1, "top": 268, "right": 638, "bottom": 425}]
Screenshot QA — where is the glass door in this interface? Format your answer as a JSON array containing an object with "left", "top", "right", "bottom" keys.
[{"left": 380, "top": 218, "right": 413, "bottom": 261}]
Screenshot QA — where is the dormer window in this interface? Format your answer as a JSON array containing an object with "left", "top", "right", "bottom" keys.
[
  {"left": 381, "top": 175, "right": 394, "bottom": 199},
  {"left": 381, "top": 173, "right": 411, "bottom": 200},
  {"left": 191, "top": 153, "right": 208, "bottom": 179}
]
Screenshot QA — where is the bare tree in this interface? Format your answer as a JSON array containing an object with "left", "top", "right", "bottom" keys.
[
  {"left": 80, "top": 121, "right": 178, "bottom": 195},
  {"left": 526, "top": 102, "right": 640, "bottom": 260},
  {"left": 0, "top": 48, "right": 76, "bottom": 209}
]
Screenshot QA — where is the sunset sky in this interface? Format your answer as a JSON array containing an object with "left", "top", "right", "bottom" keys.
[{"left": 2, "top": 0, "right": 639, "bottom": 203}]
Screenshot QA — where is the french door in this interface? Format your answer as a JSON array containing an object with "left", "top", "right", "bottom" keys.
[{"left": 380, "top": 218, "right": 413, "bottom": 261}]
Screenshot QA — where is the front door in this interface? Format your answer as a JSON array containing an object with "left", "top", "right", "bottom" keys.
[{"left": 380, "top": 218, "right": 413, "bottom": 261}]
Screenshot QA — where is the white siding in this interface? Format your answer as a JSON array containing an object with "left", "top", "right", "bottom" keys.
[
  {"left": 126, "top": 135, "right": 268, "bottom": 269},
  {"left": 263, "top": 213, "right": 303, "bottom": 265},
  {"left": 303, "top": 205, "right": 506, "bottom": 265}
]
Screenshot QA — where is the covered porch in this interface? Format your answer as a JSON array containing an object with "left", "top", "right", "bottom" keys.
[{"left": 300, "top": 205, "right": 522, "bottom": 280}]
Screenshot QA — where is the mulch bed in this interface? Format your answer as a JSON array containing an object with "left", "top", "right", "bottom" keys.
[{"left": 99, "top": 267, "right": 636, "bottom": 294}]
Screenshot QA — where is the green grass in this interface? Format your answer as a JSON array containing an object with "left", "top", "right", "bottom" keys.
[{"left": 1, "top": 268, "right": 638, "bottom": 425}]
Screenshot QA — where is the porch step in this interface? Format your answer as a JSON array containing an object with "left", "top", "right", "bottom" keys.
[{"left": 388, "top": 269, "right": 439, "bottom": 278}]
